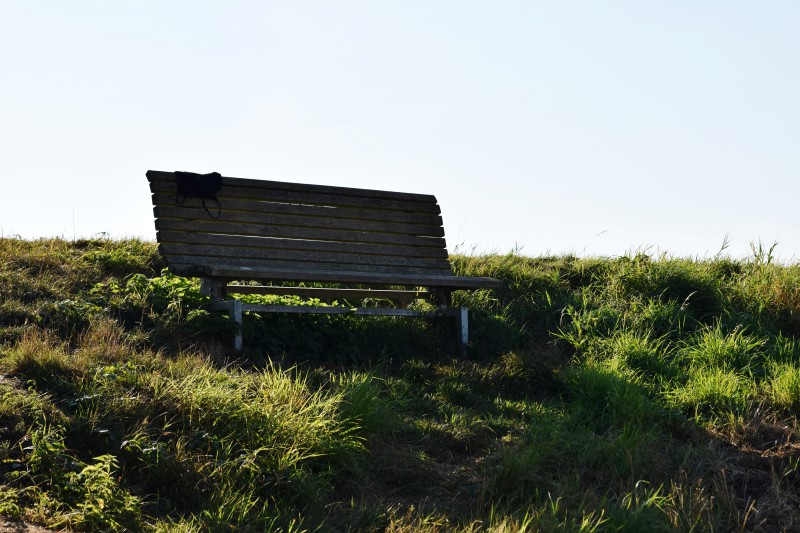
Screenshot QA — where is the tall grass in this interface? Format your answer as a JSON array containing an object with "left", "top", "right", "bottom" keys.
[{"left": 1, "top": 238, "right": 800, "bottom": 530}]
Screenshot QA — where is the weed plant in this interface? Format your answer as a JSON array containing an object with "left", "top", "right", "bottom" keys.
[{"left": 0, "top": 238, "right": 799, "bottom": 530}]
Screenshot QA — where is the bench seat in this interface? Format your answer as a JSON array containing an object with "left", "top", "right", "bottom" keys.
[{"left": 171, "top": 264, "right": 500, "bottom": 289}]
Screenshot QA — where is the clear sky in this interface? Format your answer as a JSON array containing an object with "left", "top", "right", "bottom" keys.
[{"left": 2, "top": 1, "right": 798, "bottom": 259}]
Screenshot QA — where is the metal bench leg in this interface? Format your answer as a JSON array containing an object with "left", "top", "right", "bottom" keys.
[
  {"left": 456, "top": 307, "right": 468, "bottom": 358},
  {"left": 231, "top": 300, "right": 243, "bottom": 351},
  {"left": 209, "top": 299, "right": 244, "bottom": 350}
]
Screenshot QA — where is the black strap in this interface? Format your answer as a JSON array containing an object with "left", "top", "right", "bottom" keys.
[{"left": 201, "top": 197, "right": 222, "bottom": 218}]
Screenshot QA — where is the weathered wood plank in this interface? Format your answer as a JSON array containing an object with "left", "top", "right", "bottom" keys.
[
  {"left": 175, "top": 264, "right": 502, "bottom": 289},
  {"left": 239, "top": 304, "right": 450, "bottom": 317},
  {"left": 149, "top": 180, "right": 440, "bottom": 214},
  {"left": 151, "top": 192, "right": 444, "bottom": 226},
  {"left": 163, "top": 254, "right": 452, "bottom": 275},
  {"left": 159, "top": 243, "right": 451, "bottom": 270},
  {"left": 156, "top": 230, "right": 449, "bottom": 259},
  {"left": 227, "top": 285, "right": 430, "bottom": 301},
  {"left": 155, "top": 218, "right": 448, "bottom": 249},
  {"left": 147, "top": 170, "right": 436, "bottom": 203},
  {"left": 153, "top": 205, "right": 445, "bottom": 237}
]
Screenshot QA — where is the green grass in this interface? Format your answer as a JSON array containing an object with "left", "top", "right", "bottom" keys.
[{"left": 1, "top": 238, "right": 800, "bottom": 531}]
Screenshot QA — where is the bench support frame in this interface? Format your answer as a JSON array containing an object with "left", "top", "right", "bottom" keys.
[{"left": 203, "top": 279, "right": 470, "bottom": 356}]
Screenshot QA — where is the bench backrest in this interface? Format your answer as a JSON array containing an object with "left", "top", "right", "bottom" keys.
[{"left": 146, "top": 171, "right": 454, "bottom": 277}]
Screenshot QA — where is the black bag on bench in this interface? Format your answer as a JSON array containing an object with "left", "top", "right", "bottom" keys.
[{"left": 175, "top": 171, "right": 223, "bottom": 217}]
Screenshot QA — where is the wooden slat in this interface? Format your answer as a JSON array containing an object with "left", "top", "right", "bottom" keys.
[
  {"left": 238, "top": 304, "right": 451, "bottom": 317},
  {"left": 156, "top": 231, "right": 449, "bottom": 259},
  {"left": 245, "top": 305, "right": 451, "bottom": 317},
  {"left": 163, "top": 254, "right": 451, "bottom": 275},
  {"left": 153, "top": 205, "right": 445, "bottom": 237},
  {"left": 155, "top": 218, "right": 447, "bottom": 248},
  {"left": 147, "top": 170, "right": 435, "bottom": 203},
  {"left": 151, "top": 193, "right": 443, "bottom": 226},
  {"left": 148, "top": 180, "right": 440, "bottom": 214},
  {"left": 159, "top": 243, "right": 451, "bottom": 270},
  {"left": 226, "top": 286, "right": 430, "bottom": 300},
  {"left": 174, "top": 264, "right": 502, "bottom": 289},
  {"left": 207, "top": 301, "right": 449, "bottom": 317}
]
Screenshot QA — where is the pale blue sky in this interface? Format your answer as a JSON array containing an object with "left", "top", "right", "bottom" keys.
[{"left": 2, "top": 1, "right": 798, "bottom": 259}]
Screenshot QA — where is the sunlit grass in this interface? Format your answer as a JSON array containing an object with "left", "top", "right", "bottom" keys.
[{"left": 1, "top": 238, "right": 800, "bottom": 529}]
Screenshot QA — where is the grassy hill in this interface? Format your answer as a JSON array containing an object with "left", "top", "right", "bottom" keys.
[{"left": 1, "top": 237, "right": 799, "bottom": 531}]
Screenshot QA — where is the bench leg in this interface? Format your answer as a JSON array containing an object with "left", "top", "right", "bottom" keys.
[
  {"left": 231, "top": 300, "right": 243, "bottom": 351},
  {"left": 456, "top": 307, "right": 468, "bottom": 358},
  {"left": 209, "top": 299, "right": 244, "bottom": 350},
  {"left": 200, "top": 278, "right": 227, "bottom": 299}
]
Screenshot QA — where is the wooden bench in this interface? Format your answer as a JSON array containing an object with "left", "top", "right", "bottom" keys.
[{"left": 146, "top": 170, "right": 501, "bottom": 356}]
